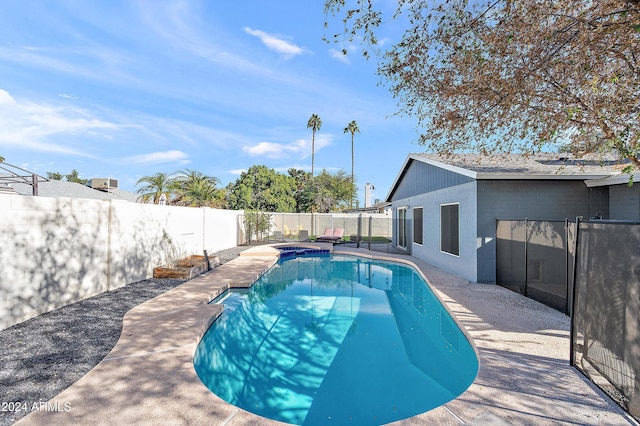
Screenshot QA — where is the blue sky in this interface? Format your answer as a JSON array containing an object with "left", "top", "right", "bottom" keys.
[{"left": 0, "top": 0, "right": 421, "bottom": 205}]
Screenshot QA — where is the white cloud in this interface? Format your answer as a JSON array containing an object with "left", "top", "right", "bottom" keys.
[
  {"left": 0, "top": 89, "right": 256, "bottom": 169},
  {"left": 242, "top": 139, "right": 307, "bottom": 159},
  {"left": 243, "top": 134, "right": 333, "bottom": 160},
  {"left": 0, "top": 46, "right": 137, "bottom": 87},
  {"left": 243, "top": 27, "right": 304, "bottom": 58},
  {"left": 140, "top": 3, "right": 261, "bottom": 73},
  {"left": 310, "top": 134, "right": 333, "bottom": 155},
  {"left": 124, "top": 150, "right": 189, "bottom": 165},
  {"left": 0, "top": 89, "right": 16, "bottom": 105},
  {"left": 0, "top": 89, "right": 115, "bottom": 157},
  {"left": 329, "top": 48, "right": 350, "bottom": 64},
  {"left": 229, "top": 168, "right": 246, "bottom": 175}
]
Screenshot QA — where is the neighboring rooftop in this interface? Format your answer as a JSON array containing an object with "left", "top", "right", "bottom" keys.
[
  {"left": 343, "top": 200, "right": 392, "bottom": 214},
  {"left": 7, "top": 179, "right": 139, "bottom": 202},
  {"left": 0, "top": 162, "right": 139, "bottom": 202}
]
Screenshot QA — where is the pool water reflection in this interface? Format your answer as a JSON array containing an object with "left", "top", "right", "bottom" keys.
[{"left": 194, "top": 254, "right": 478, "bottom": 425}]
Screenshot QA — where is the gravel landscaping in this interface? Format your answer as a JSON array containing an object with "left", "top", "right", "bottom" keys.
[{"left": 0, "top": 246, "right": 249, "bottom": 426}]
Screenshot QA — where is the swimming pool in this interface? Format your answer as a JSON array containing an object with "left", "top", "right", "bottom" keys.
[{"left": 194, "top": 254, "right": 478, "bottom": 425}]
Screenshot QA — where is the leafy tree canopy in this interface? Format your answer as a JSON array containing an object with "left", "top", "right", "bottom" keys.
[
  {"left": 287, "top": 168, "right": 313, "bottom": 212},
  {"left": 226, "top": 166, "right": 355, "bottom": 213},
  {"left": 46, "top": 171, "right": 64, "bottom": 180},
  {"left": 65, "top": 169, "right": 88, "bottom": 185},
  {"left": 304, "top": 169, "right": 355, "bottom": 213},
  {"left": 324, "top": 0, "right": 640, "bottom": 170},
  {"left": 46, "top": 169, "right": 88, "bottom": 184},
  {"left": 226, "top": 165, "right": 297, "bottom": 212}
]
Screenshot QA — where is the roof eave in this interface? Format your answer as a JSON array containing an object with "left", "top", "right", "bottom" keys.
[
  {"left": 477, "top": 173, "right": 617, "bottom": 180},
  {"left": 584, "top": 173, "right": 636, "bottom": 187},
  {"left": 384, "top": 153, "right": 624, "bottom": 202}
]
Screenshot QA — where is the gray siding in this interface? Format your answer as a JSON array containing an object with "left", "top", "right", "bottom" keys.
[
  {"left": 609, "top": 184, "right": 640, "bottom": 221},
  {"left": 393, "top": 181, "right": 479, "bottom": 282},
  {"left": 391, "top": 160, "right": 473, "bottom": 201},
  {"left": 476, "top": 180, "right": 609, "bottom": 283}
]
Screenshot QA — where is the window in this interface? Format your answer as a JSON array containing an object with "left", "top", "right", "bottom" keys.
[
  {"left": 413, "top": 207, "right": 423, "bottom": 245},
  {"left": 441, "top": 203, "right": 459, "bottom": 256}
]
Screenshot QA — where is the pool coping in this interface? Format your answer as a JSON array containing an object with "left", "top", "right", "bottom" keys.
[{"left": 16, "top": 245, "right": 637, "bottom": 425}]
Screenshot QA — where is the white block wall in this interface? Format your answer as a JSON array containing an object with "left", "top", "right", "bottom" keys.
[{"left": 0, "top": 194, "right": 241, "bottom": 330}]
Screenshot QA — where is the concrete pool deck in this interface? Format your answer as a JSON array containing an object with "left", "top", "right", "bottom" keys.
[{"left": 16, "top": 244, "right": 637, "bottom": 426}]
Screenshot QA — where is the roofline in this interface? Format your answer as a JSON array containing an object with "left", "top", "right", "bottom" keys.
[
  {"left": 385, "top": 153, "right": 620, "bottom": 201},
  {"left": 584, "top": 173, "right": 636, "bottom": 187},
  {"left": 415, "top": 155, "right": 616, "bottom": 180},
  {"left": 384, "top": 154, "right": 415, "bottom": 202},
  {"left": 416, "top": 155, "right": 478, "bottom": 178},
  {"left": 478, "top": 173, "right": 615, "bottom": 180}
]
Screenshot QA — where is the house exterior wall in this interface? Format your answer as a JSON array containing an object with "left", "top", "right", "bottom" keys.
[
  {"left": 389, "top": 158, "right": 611, "bottom": 284},
  {"left": 393, "top": 181, "right": 478, "bottom": 281},
  {"left": 392, "top": 160, "right": 473, "bottom": 199},
  {"left": 477, "top": 180, "right": 609, "bottom": 283},
  {"left": 609, "top": 184, "right": 640, "bottom": 221}
]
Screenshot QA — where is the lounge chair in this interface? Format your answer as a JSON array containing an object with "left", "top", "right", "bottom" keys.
[
  {"left": 317, "top": 228, "right": 344, "bottom": 243},
  {"left": 316, "top": 228, "right": 333, "bottom": 241}
]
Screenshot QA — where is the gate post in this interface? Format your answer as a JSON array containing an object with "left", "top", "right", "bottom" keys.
[{"left": 524, "top": 217, "right": 529, "bottom": 297}]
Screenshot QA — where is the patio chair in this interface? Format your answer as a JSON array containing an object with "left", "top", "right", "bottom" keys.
[
  {"left": 317, "top": 228, "right": 344, "bottom": 243},
  {"left": 316, "top": 228, "right": 334, "bottom": 242}
]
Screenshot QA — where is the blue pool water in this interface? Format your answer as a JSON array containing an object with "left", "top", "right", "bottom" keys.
[{"left": 193, "top": 254, "right": 478, "bottom": 425}]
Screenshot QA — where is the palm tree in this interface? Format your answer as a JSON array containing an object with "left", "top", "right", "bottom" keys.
[
  {"left": 344, "top": 120, "right": 360, "bottom": 208},
  {"left": 307, "top": 114, "right": 322, "bottom": 177},
  {"left": 179, "top": 179, "right": 218, "bottom": 207},
  {"left": 173, "top": 169, "right": 223, "bottom": 207},
  {"left": 0, "top": 155, "right": 4, "bottom": 163},
  {"left": 135, "top": 172, "right": 175, "bottom": 204}
]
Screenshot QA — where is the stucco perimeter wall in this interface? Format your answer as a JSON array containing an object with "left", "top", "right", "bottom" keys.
[{"left": 0, "top": 194, "right": 241, "bottom": 330}]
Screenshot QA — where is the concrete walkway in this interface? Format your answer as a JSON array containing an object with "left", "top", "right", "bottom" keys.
[{"left": 16, "top": 245, "right": 636, "bottom": 425}]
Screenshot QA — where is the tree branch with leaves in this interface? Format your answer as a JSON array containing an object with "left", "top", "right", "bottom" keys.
[{"left": 325, "top": 0, "right": 640, "bottom": 170}]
